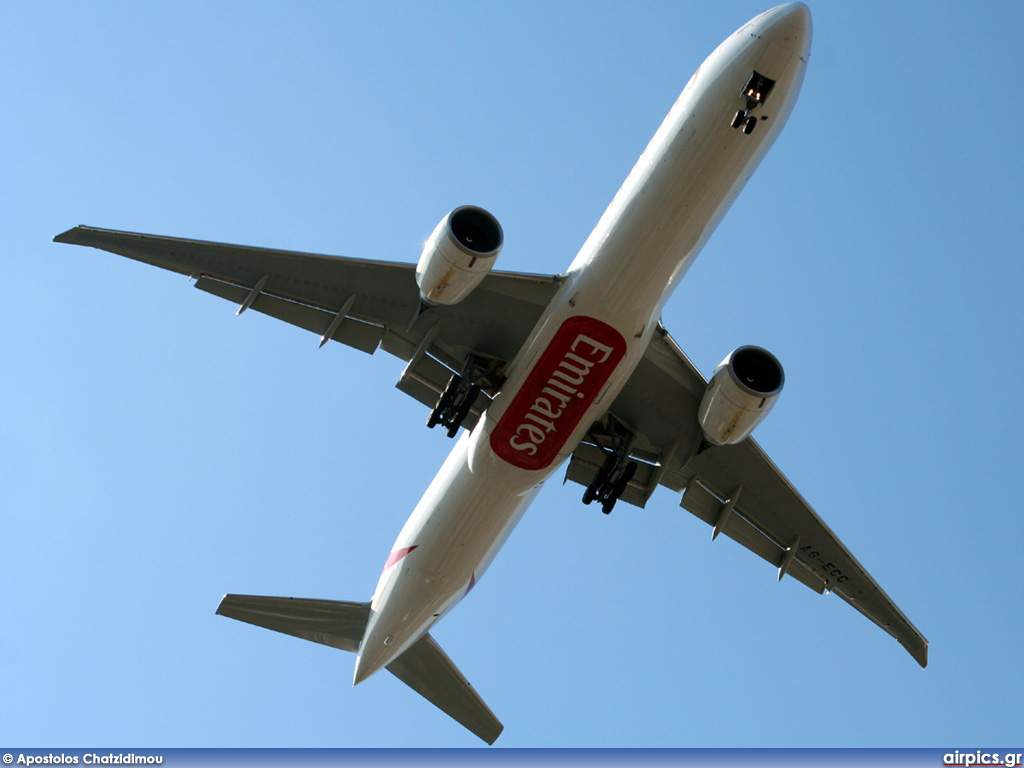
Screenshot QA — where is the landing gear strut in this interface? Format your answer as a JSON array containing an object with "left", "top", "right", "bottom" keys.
[{"left": 581, "top": 419, "right": 638, "bottom": 515}]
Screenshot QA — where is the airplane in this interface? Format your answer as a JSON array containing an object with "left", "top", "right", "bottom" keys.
[{"left": 54, "top": 3, "right": 927, "bottom": 744}]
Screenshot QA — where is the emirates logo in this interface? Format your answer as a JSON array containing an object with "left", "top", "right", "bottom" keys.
[{"left": 491, "top": 316, "right": 625, "bottom": 470}]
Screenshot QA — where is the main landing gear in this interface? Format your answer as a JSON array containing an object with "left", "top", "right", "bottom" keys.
[
  {"left": 427, "top": 373, "right": 479, "bottom": 437},
  {"left": 581, "top": 420, "right": 638, "bottom": 515},
  {"left": 731, "top": 70, "right": 776, "bottom": 135},
  {"left": 427, "top": 354, "right": 502, "bottom": 438}
]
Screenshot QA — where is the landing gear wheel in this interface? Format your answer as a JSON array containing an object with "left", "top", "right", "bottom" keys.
[
  {"left": 586, "top": 459, "right": 638, "bottom": 515},
  {"left": 731, "top": 110, "right": 746, "bottom": 129},
  {"left": 743, "top": 116, "right": 758, "bottom": 135}
]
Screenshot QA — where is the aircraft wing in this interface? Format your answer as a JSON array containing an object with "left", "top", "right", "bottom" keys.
[
  {"left": 54, "top": 225, "right": 562, "bottom": 429},
  {"left": 565, "top": 324, "right": 930, "bottom": 668},
  {"left": 56, "top": 226, "right": 926, "bottom": 667}
]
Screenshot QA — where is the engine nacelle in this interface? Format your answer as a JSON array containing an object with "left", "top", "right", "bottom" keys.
[
  {"left": 415, "top": 206, "right": 503, "bottom": 306},
  {"left": 698, "top": 346, "right": 784, "bottom": 445}
]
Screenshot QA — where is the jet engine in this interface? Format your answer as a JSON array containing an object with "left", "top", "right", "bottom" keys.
[
  {"left": 415, "top": 206, "right": 503, "bottom": 306},
  {"left": 697, "top": 346, "right": 784, "bottom": 445}
]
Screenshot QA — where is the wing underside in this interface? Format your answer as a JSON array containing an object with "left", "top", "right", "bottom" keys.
[
  {"left": 54, "top": 225, "right": 563, "bottom": 430},
  {"left": 565, "top": 325, "right": 929, "bottom": 668}
]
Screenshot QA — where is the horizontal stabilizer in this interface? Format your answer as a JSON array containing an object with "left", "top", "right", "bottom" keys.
[
  {"left": 216, "top": 594, "right": 503, "bottom": 744},
  {"left": 386, "top": 630, "right": 503, "bottom": 744},
  {"left": 216, "top": 594, "right": 370, "bottom": 653}
]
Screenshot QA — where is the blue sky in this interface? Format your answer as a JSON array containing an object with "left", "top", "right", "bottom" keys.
[{"left": 3, "top": 0, "right": 1023, "bottom": 749}]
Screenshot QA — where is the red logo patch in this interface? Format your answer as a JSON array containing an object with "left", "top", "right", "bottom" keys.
[{"left": 490, "top": 316, "right": 626, "bottom": 471}]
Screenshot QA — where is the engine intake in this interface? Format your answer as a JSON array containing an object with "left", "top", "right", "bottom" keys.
[
  {"left": 698, "top": 345, "right": 784, "bottom": 445},
  {"left": 415, "top": 206, "right": 503, "bottom": 306}
]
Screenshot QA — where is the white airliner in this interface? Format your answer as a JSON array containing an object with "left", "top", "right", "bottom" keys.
[{"left": 55, "top": 3, "right": 926, "bottom": 744}]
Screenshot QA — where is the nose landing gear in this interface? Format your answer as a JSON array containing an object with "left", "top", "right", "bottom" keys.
[
  {"left": 731, "top": 70, "right": 775, "bottom": 135},
  {"left": 731, "top": 110, "right": 760, "bottom": 135}
]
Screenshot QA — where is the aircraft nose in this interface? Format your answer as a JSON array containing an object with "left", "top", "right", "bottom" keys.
[{"left": 762, "top": 3, "right": 812, "bottom": 58}]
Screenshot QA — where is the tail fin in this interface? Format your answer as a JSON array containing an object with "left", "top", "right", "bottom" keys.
[{"left": 216, "top": 594, "right": 503, "bottom": 744}]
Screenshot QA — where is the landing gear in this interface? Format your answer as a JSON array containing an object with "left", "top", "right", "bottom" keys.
[
  {"left": 426, "top": 354, "right": 503, "bottom": 438},
  {"left": 583, "top": 455, "right": 638, "bottom": 514},
  {"left": 731, "top": 70, "right": 775, "bottom": 135},
  {"left": 732, "top": 111, "right": 759, "bottom": 133},
  {"left": 427, "top": 373, "right": 480, "bottom": 437},
  {"left": 581, "top": 419, "right": 638, "bottom": 515}
]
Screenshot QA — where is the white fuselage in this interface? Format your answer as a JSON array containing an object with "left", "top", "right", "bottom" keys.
[{"left": 354, "top": 3, "right": 812, "bottom": 684}]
